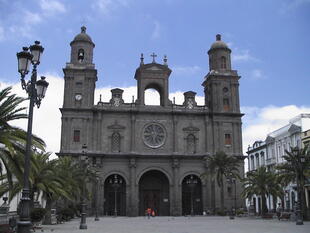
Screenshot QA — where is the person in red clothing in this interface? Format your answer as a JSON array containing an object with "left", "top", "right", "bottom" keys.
[{"left": 146, "top": 208, "right": 152, "bottom": 219}]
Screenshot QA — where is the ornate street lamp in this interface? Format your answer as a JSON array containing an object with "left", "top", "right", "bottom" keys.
[
  {"left": 109, "top": 175, "right": 123, "bottom": 217},
  {"left": 186, "top": 175, "right": 197, "bottom": 216},
  {"left": 80, "top": 144, "right": 88, "bottom": 230},
  {"left": 293, "top": 147, "right": 304, "bottom": 225},
  {"left": 16, "top": 41, "right": 48, "bottom": 233},
  {"left": 227, "top": 175, "right": 236, "bottom": 219}
]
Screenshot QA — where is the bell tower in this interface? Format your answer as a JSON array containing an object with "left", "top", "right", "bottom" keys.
[
  {"left": 202, "top": 34, "right": 240, "bottom": 113},
  {"left": 62, "top": 26, "right": 97, "bottom": 109},
  {"left": 134, "top": 53, "right": 172, "bottom": 107}
]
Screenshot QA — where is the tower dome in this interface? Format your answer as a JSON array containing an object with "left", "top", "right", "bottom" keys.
[
  {"left": 71, "top": 26, "right": 94, "bottom": 45},
  {"left": 208, "top": 34, "right": 232, "bottom": 71},
  {"left": 209, "top": 34, "right": 230, "bottom": 50},
  {"left": 69, "top": 26, "right": 95, "bottom": 65}
]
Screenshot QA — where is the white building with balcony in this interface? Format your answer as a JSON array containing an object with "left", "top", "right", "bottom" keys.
[
  {"left": 246, "top": 140, "right": 266, "bottom": 214},
  {"left": 246, "top": 114, "right": 310, "bottom": 214}
]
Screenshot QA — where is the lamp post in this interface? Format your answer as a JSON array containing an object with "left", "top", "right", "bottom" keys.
[
  {"left": 80, "top": 144, "right": 88, "bottom": 230},
  {"left": 186, "top": 175, "right": 197, "bottom": 216},
  {"left": 94, "top": 177, "right": 99, "bottom": 221},
  {"left": 293, "top": 147, "right": 305, "bottom": 225},
  {"left": 16, "top": 41, "right": 48, "bottom": 233},
  {"left": 227, "top": 175, "right": 236, "bottom": 219},
  {"left": 109, "top": 175, "right": 122, "bottom": 217}
]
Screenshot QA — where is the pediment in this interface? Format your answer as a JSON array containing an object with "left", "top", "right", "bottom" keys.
[
  {"left": 107, "top": 121, "right": 126, "bottom": 130},
  {"left": 265, "top": 136, "right": 275, "bottom": 144},
  {"left": 183, "top": 126, "right": 200, "bottom": 132},
  {"left": 288, "top": 124, "right": 301, "bottom": 134}
]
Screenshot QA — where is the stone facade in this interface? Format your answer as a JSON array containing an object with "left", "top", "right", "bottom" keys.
[{"left": 58, "top": 27, "right": 245, "bottom": 216}]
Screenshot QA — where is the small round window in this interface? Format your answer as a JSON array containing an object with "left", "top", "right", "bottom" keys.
[{"left": 223, "top": 87, "right": 229, "bottom": 93}]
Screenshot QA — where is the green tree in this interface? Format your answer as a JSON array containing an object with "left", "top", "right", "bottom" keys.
[
  {"left": 241, "top": 166, "right": 283, "bottom": 216},
  {"left": 204, "top": 151, "right": 241, "bottom": 213},
  {"left": 276, "top": 146, "right": 310, "bottom": 219},
  {"left": 0, "top": 86, "right": 45, "bottom": 199}
]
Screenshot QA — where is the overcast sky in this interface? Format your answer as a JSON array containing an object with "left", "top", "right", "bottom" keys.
[{"left": 0, "top": 0, "right": 309, "bottom": 162}]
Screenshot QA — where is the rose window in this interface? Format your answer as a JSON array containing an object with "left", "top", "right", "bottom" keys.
[{"left": 143, "top": 123, "right": 166, "bottom": 148}]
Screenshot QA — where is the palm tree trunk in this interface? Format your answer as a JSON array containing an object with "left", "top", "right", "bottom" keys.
[
  {"left": 302, "top": 188, "right": 308, "bottom": 220},
  {"left": 220, "top": 185, "right": 224, "bottom": 213},
  {"left": 261, "top": 195, "right": 268, "bottom": 216},
  {"left": 43, "top": 197, "right": 53, "bottom": 225}
]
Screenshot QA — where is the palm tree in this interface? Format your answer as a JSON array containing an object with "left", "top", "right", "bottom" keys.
[
  {"left": 0, "top": 86, "right": 45, "bottom": 199},
  {"left": 241, "top": 166, "right": 283, "bottom": 216},
  {"left": 276, "top": 146, "right": 310, "bottom": 219},
  {"left": 204, "top": 151, "right": 241, "bottom": 213}
]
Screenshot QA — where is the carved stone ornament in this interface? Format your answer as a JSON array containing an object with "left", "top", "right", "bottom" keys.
[{"left": 143, "top": 123, "right": 166, "bottom": 148}]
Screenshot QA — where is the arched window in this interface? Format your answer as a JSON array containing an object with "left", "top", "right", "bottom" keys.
[
  {"left": 250, "top": 156, "right": 254, "bottom": 170},
  {"left": 144, "top": 88, "right": 160, "bottom": 105},
  {"left": 255, "top": 153, "right": 260, "bottom": 167},
  {"left": 111, "top": 132, "right": 121, "bottom": 152},
  {"left": 78, "top": 49, "right": 85, "bottom": 63},
  {"left": 186, "top": 134, "right": 196, "bottom": 154},
  {"left": 223, "top": 98, "right": 230, "bottom": 111},
  {"left": 260, "top": 152, "right": 265, "bottom": 166},
  {"left": 220, "top": 56, "right": 226, "bottom": 69}
]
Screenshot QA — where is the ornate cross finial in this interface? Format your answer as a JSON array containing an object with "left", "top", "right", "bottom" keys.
[
  {"left": 140, "top": 53, "right": 144, "bottom": 65},
  {"left": 150, "top": 52, "right": 157, "bottom": 63},
  {"left": 81, "top": 26, "right": 86, "bottom": 33},
  {"left": 163, "top": 55, "right": 168, "bottom": 66}
]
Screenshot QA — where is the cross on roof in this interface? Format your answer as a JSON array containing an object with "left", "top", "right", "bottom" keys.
[{"left": 150, "top": 52, "right": 157, "bottom": 63}]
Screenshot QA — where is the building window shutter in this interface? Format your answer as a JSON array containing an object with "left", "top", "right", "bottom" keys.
[
  {"left": 224, "top": 133, "right": 232, "bottom": 145},
  {"left": 111, "top": 132, "right": 121, "bottom": 152},
  {"left": 186, "top": 134, "right": 196, "bottom": 154},
  {"left": 73, "top": 130, "right": 80, "bottom": 142}
]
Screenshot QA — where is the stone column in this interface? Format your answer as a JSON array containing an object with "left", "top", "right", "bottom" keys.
[
  {"left": 67, "top": 117, "right": 72, "bottom": 151},
  {"left": 130, "top": 114, "right": 136, "bottom": 152},
  {"left": 202, "top": 183, "right": 208, "bottom": 213},
  {"left": 204, "top": 115, "right": 213, "bottom": 153},
  {"left": 201, "top": 157, "right": 209, "bottom": 213},
  {"left": 232, "top": 122, "right": 237, "bottom": 154},
  {"left": 172, "top": 115, "right": 178, "bottom": 153},
  {"left": 171, "top": 159, "right": 180, "bottom": 215},
  {"left": 99, "top": 179, "right": 105, "bottom": 215},
  {"left": 126, "top": 184, "right": 130, "bottom": 216},
  {"left": 129, "top": 158, "right": 137, "bottom": 216}
]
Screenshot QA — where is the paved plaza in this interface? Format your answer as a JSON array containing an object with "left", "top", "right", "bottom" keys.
[{"left": 39, "top": 216, "right": 309, "bottom": 233}]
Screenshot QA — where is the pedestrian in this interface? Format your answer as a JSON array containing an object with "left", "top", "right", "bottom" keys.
[
  {"left": 147, "top": 207, "right": 151, "bottom": 219},
  {"left": 152, "top": 210, "right": 155, "bottom": 217},
  {"left": 276, "top": 203, "right": 282, "bottom": 220}
]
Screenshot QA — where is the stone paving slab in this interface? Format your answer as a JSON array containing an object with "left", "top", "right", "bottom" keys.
[{"left": 39, "top": 216, "right": 310, "bottom": 233}]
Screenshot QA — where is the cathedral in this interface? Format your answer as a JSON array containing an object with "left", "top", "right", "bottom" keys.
[{"left": 58, "top": 27, "right": 245, "bottom": 216}]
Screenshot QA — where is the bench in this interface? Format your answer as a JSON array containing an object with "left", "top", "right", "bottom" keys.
[{"left": 278, "top": 212, "right": 291, "bottom": 220}]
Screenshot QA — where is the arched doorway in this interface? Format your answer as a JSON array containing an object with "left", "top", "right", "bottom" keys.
[
  {"left": 182, "top": 175, "right": 203, "bottom": 215},
  {"left": 104, "top": 174, "right": 126, "bottom": 216},
  {"left": 139, "top": 170, "right": 170, "bottom": 216}
]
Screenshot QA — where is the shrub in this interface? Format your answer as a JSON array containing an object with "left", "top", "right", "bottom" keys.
[
  {"left": 236, "top": 209, "right": 244, "bottom": 216},
  {"left": 216, "top": 210, "right": 226, "bottom": 216},
  {"left": 30, "top": 208, "right": 47, "bottom": 222},
  {"left": 59, "top": 208, "right": 75, "bottom": 221}
]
